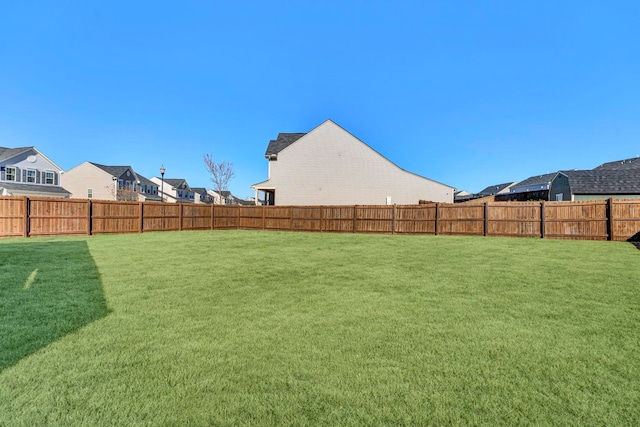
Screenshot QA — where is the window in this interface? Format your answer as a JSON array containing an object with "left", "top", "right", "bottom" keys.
[
  {"left": 88, "top": 189, "right": 93, "bottom": 199},
  {"left": 118, "top": 179, "right": 123, "bottom": 187},
  {"left": 133, "top": 182, "right": 138, "bottom": 191},
  {"left": 6, "top": 167, "right": 16, "bottom": 181},
  {"left": 125, "top": 180, "right": 131, "bottom": 188},
  {"left": 26, "top": 169, "right": 36, "bottom": 183},
  {"left": 45, "top": 171, "right": 54, "bottom": 185},
  {"left": 556, "top": 194, "right": 563, "bottom": 201}
]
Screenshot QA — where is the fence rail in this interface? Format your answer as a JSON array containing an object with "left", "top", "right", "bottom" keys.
[{"left": 1, "top": 197, "right": 639, "bottom": 241}]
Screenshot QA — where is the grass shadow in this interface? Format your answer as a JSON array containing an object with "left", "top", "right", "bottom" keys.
[{"left": 0, "top": 240, "right": 109, "bottom": 371}]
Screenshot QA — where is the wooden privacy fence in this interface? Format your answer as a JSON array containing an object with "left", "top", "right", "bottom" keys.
[{"left": 1, "top": 197, "right": 639, "bottom": 241}]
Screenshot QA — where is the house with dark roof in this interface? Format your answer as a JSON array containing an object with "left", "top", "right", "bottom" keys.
[
  {"left": 550, "top": 169, "right": 640, "bottom": 201},
  {"left": 190, "top": 187, "right": 214, "bottom": 204},
  {"left": 207, "top": 189, "right": 254, "bottom": 205},
  {"left": 150, "top": 177, "right": 194, "bottom": 203},
  {"left": 495, "top": 173, "right": 557, "bottom": 201},
  {"left": 62, "top": 161, "right": 161, "bottom": 201},
  {"left": 455, "top": 182, "right": 516, "bottom": 203},
  {"left": 0, "top": 146, "right": 70, "bottom": 198},
  {"left": 493, "top": 155, "right": 640, "bottom": 202},
  {"left": 251, "top": 120, "right": 455, "bottom": 205}
]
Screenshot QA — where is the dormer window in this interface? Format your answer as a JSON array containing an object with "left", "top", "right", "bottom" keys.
[{"left": 26, "top": 170, "right": 36, "bottom": 183}]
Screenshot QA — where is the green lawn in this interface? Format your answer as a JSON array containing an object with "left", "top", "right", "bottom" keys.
[{"left": 0, "top": 231, "right": 638, "bottom": 426}]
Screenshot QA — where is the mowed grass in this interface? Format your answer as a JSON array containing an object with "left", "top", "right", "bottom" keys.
[{"left": 0, "top": 231, "right": 638, "bottom": 426}]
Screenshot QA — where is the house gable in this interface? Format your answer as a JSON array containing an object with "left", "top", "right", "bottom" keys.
[
  {"left": 62, "top": 162, "right": 160, "bottom": 201},
  {"left": 62, "top": 162, "right": 117, "bottom": 200},
  {"left": 253, "top": 120, "right": 455, "bottom": 205},
  {"left": 0, "top": 146, "right": 69, "bottom": 197}
]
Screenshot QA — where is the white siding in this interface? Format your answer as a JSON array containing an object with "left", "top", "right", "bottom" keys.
[
  {"left": 262, "top": 121, "right": 453, "bottom": 205},
  {"left": 62, "top": 162, "right": 115, "bottom": 200}
]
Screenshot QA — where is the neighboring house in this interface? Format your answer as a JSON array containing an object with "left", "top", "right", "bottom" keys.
[
  {"left": 550, "top": 169, "right": 640, "bottom": 201},
  {"left": 251, "top": 119, "right": 455, "bottom": 205},
  {"left": 454, "top": 190, "right": 473, "bottom": 203},
  {"left": 150, "top": 178, "right": 194, "bottom": 203},
  {"left": 496, "top": 173, "right": 556, "bottom": 201},
  {"left": 243, "top": 197, "right": 260, "bottom": 206},
  {"left": 0, "top": 146, "right": 70, "bottom": 198},
  {"left": 206, "top": 189, "right": 252, "bottom": 205},
  {"left": 191, "top": 187, "right": 214, "bottom": 204},
  {"left": 455, "top": 182, "right": 516, "bottom": 203},
  {"left": 62, "top": 162, "right": 161, "bottom": 201},
  {"left": 497, "top": 156, "right": 640, "bottom": 202}
]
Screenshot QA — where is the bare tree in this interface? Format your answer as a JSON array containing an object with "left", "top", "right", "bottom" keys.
[
  {"left": 204, "top": 153, "right": 235, "bottom": 203},
  {"left": 107, "top": 182, "right": 140, "bottom": 201}
]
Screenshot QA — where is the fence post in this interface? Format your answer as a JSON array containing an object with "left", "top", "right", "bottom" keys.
[
  {"left": 353, "top": 205, "right": 357, "bottom": 233},
  {"left": 289, "top": 206, "right": 294, "bottom": 232},
  {"left": 23, "top": 197, "right": 29, "bottom": 238},
  {"left": 607, "top": 197, "right": 614, "bottom": 241},
  {"left": 139, "top": 202, "right": 144, "bottom": 233},
  {"left": 87, "top": 199, "right": 92, "bottom": 235},
  {"left": 392, "top": 204, "right": 396, "bottom": 235},
  {"left": 236, "top": 205, "right": 240, "bottom": 230},
  {"left": 320, "top": 206, "right": 324, "bottom": 233},
  {"left": 179, "top": 203, "right": 183, "bottom": 231},
  {"left": 434, "top": 203, "right": 439, "bottom": 236},
  {"left": 540, "top": 201, "right": 545, "bottom": 239},
  {"left": 211, "top": 204, "right": 215, "bottom": 230},
  {"left": 484, "top": 202, "right": 489, "bottom": 236},
  {"left": 263, "top": 205, "right": 266, "bottom": 231}
]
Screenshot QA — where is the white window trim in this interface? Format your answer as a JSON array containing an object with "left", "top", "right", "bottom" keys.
[
  {"left": 45, "top": 171, "right": 55, "bottom": 185},
  {"left": 6, "top": 166, "right": 16, "bottom": 181},
  {"left": 26, "top": 169, "right": 37, "bottom": 183}
]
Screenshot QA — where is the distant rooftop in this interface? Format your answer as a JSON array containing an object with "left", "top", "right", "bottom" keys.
[{"left": 594, "top": 157, "right": 640, "bottom": 170}]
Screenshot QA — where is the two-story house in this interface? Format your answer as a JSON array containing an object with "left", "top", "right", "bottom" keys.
[
  {"left": 0, "top": 146, "right": 70, "bottom": 198},
  {"left": 190, "top": 187, "right": 214, "bottom": 204},
  {"left": 62, "top": 162, "right": 161, "bottom": 201},
  {"left": 251, "top": 120, "right": 455, "bottom": 205},
  {"left": 150, "top": 177, "right": 195, "bottom": 203}
]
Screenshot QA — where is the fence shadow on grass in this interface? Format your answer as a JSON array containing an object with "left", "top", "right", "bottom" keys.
[
  {"left": 628, "top": 232, "right": 640, "bottom": 250},
  {"left": 0, "top": 240, "right": 109, "bottom": 371}
]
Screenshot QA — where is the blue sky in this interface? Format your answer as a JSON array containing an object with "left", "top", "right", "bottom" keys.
[{"left": 1, "top": 1, "right": 639, "bottom": 198}]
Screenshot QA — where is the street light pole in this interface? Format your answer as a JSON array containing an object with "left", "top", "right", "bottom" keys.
[{"left": 160, "top": 165, "right": 165, "bottom": 202}]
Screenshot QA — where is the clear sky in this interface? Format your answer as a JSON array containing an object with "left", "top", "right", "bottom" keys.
[{"left": 1, "top": 1, "right": 639, "bottom": 198}]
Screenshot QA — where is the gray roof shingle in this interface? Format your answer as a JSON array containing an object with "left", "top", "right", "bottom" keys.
[
  {"left": 477, "top": 182, "right": 515, "bottom": 196},
  {"left": 163, "top": 178, "right": 189, "bottom": 188},
  {"left": 561, "top": 169, "right": 640, "bottom": 194},
  {"left": 0, "top": 182, "right": 71, "bottom": 195},
  {"left": 264, "top": 133, "right": 306, "bottom": 157},
  {"left": 512, "top": 172, "right": 557, "bottom": 189},
  {"left": 594, "top": 157, "right": 640, "bottom": 170},
  {"left": 0, "top": 146, "right": 34, "bottom": 161},
  {"left": 89, "top": 162, "right": 137, "bottom": 179}
]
